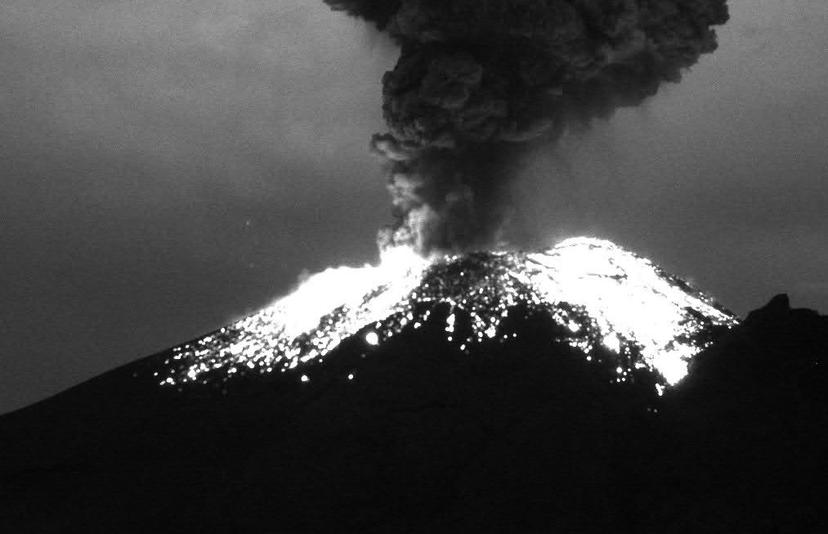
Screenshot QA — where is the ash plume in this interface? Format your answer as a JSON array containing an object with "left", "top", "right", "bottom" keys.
[{"left": 325, "top": 0, "right": 729, "bottom": 255}]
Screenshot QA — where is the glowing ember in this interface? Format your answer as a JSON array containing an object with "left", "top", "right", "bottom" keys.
[{"left": 161, "top": 238, "right": 736, "bottom": 389}]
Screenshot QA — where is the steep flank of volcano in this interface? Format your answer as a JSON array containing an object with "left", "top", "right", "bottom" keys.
[{"left": 1, "top": 293, "right": 826, "bottom": 532}]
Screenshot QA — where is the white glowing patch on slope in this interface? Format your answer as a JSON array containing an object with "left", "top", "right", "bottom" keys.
[
  {"left": 523, "top": 238, "right": 732, "bottom": 385},
  {"left": 162, "top": 238, "right": 736, "bottom": 389},
  {"left": 234, "top": 245, "right": 427, "bottom": 363}
]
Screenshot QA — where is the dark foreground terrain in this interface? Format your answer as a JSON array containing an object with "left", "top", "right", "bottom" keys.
[{"left": 2, "top": 295, "right": 827, "bottom": 533}]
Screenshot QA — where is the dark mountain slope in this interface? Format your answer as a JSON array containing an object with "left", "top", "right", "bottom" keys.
[{"left": 1, "top": 295, "right": 826, "bottom": 533}]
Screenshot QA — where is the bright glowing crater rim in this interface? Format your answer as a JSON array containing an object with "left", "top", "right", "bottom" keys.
[{"left": 159, "top": 238, "right": 737, "bottom": 390}]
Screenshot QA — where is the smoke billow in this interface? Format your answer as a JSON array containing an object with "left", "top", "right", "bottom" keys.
[{"left": 324, "top": 0, "right": 729, "bottom": 255}]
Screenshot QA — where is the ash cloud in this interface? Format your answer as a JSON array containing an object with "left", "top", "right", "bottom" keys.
[{"left": 325, "top": 0, "right": 729, "bottom": 255}]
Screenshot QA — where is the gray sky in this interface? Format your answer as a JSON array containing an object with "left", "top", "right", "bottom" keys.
[{"left": 1, "top": 0, "right": 826, "bottom": 414}]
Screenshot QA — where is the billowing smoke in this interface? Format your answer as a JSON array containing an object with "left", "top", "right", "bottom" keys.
[{"left": 324, "top": 0, "right": 729, "bottom": 255}]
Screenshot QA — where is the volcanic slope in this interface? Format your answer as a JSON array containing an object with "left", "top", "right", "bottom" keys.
[
  {"left": 1, "top": 245, "right": 827, "bottom": 533},
  {"left": 159, "top": 238, "right": 735, "bottom": 389}
]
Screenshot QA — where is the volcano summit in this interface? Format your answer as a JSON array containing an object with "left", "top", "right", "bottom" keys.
[{"left": 160, "top": 237, "right": 735, "bottom": 391}]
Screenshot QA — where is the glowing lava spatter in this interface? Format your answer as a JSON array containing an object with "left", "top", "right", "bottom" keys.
[{"left": 160, "top": 238, "right": 736, "bottom": 389}]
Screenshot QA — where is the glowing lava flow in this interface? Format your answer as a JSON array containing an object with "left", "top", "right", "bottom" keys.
[{"left": 160, "top": 238, "right": 736, "bottom": 389}]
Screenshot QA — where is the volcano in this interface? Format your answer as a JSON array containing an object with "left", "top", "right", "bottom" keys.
[
  {"left": 1, "top": 239, "right": 827, "bottom": 533},
  {"left": 160, "top": 238, "right": 735, "bottom": 390}
]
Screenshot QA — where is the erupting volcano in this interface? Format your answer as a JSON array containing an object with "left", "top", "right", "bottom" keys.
[
  {"left": 6, "top": 1, "right": 828, "bottom": 532},
  {"left": 160, "top": 238, "right": 735, "bottom": 391},
  {"left": 142, "top": 0, "right": 735, "bottom": 396}
]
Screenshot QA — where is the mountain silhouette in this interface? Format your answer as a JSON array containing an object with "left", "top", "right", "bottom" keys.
[{"left": 1, "top": 243, "right": 827, "bottom": 532}]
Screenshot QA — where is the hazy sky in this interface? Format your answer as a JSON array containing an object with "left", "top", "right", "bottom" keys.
[{"left": 1, "top": 0, "right": 826, "bottom": 413}]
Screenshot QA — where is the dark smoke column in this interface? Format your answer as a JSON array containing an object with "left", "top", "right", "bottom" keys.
[{"left": 325, "top": 0, "right": 729, "bottom": 255}]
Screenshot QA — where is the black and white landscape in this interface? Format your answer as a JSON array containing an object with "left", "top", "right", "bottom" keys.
[
  {"left": 2, "top": 283, "right": 826, "bottom": 531},
  {"left": 1, "top": 1, "right": 827, "bottom": 532}
]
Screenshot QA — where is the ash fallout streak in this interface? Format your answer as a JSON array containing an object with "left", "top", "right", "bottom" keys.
[{"left": 324, "top": 0, "right": 729, "bottom": 255}]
